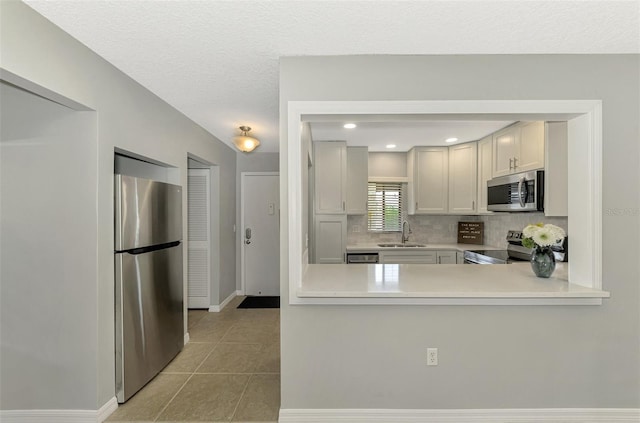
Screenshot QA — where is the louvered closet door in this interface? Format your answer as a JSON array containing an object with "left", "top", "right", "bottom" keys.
[{"left": 187, "top": 169, "right": 210, "bottom": 309}]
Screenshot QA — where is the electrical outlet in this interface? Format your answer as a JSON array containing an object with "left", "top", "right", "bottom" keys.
[
  {"left": 353, "top": 225, "right": 361, "bottom": 233},
  {"left": 427, "top": 348, "right": 438, "bottom": 366}
]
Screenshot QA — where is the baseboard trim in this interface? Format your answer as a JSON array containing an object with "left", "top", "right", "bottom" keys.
[
  {"left": 96, "top": 397, "right": 118, "bottom": 422},
  {"left": 1, "top": 397, "right": 119, "bottom": 423},
  {"left": 278, "top": 408, "right": 640, "bottom": 422},
  {"left": 208, "top": 290, "right": 239, "bottom": 312}
]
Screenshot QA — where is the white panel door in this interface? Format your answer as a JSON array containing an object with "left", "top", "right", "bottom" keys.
[
  {"left": 242, "top": 173, "right": 280, "bottom": 296},
  {"left": 187, "top": 169, "right": 210, "bottom": 308}
]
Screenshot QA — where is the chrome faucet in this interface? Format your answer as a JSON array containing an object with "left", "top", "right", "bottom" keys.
[{"left": 401, "top": 220, "right": 412, "bottom": 244}]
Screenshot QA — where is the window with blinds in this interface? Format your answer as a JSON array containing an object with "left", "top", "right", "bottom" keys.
[{"left": 367, "top": 182, "right": 403, "bottom": 232}]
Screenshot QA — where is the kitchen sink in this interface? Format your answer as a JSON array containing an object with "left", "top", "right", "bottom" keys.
[{"left": 377, "top": 243, "right": 426, "bottom": 248}]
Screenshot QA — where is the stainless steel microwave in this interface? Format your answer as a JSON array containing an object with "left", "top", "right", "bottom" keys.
[{"left": 487, "top": 170, "right": 544, "bottom": 212}]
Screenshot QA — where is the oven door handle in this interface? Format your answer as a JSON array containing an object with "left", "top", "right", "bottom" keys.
[{"left": 517, "top": 176, "right": 527, "bottom": 208}]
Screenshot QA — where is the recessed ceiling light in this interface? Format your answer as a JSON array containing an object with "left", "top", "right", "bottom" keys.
[
  {"left": 445, "top": 137, "right": 459, "bottom": 143},
  {"left": 343, "top": 123, "right": 357, "bottom": 129},
  {"left": 386, "top": 144, "right": 396, "bottom": 149}
]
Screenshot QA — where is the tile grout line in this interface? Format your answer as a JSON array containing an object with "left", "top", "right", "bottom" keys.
[
  {"left": 191, "top": 322, "right": 237, "bottom": 374},
  {"left": 152, "top": 324, "right": 231, "bottom": 422},
  {"left": 230, "top": 373, "right": 254, "bottom": 422},
  {"left": 152, "top": 372, "right": 194, "bottom": 422}
]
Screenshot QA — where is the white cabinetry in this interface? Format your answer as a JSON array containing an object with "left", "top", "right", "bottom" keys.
[
  {"left": 493, "top": 121, "right": 545, "bottom": 178},
  {"left": 346, "top": 146, "right": 368, "bottom": 215},
  {"left": 314, "top": 215, "right": 346, "bottom": 263},
  {"left": 408, "top": 147, "right": 449, "bottom": 214},
  {"left": 314, "top": 141, "right": 346, "bottom": 214},
  {"left": 448, "top": 142, "right": 477, "bottom": 213},
  {"left": 436, "top": 250, "right": 457, "bottom": 264},
  {"left": 476, "top": 135, "right": 493, "bottom": 214},
  {"left": 312, "top": 141, "right": 347, "bottom": 263},
  {"left": 456, "top": 251, "right": 464, "bottom": 264},
  {"left": 518, "top": 121, "right": 545, "bottom": 173},
  {"left": 378, "top": 250, "right": 458, "bottom": 264},
  {"left": 379, "top": 250, "right": 437, "bottom": 264}
]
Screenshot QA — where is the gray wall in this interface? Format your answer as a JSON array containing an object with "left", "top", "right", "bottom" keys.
[
  {"left": 236, "top": 152, "right": 279, "bottom": 292},
  {"left": 368, "top": 151, "right": 407, "bottom": 178},
  {"left": 0, "top": 82, "right": 98, "bottom": 409},
  {"left": 280, "top": 55, "right": 639, "bottom": 409},
  {"left": 1, "top": 0, "right": 237, "bottom": 410}
]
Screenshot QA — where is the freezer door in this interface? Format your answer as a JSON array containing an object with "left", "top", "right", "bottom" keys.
[
  {"left": 115, "top": 174, "right": 182, "bottom": 251},
  {"left": 115, "top": 244, "right": 183, "bottom": 403}
]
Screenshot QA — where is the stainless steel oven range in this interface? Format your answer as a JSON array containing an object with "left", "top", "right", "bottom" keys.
[{"left": 463, "top": 230, "right": 567, "bottom": 264}]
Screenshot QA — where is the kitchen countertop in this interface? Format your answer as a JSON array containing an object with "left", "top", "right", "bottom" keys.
[
  {"left": 347, "top": 243, "right": 501, "bottom": 252},
  {"left": 295, "top": 262, "right": 610, "bottom": 305}
]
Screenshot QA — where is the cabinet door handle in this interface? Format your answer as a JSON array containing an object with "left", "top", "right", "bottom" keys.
[
  {"left": 415, "top": 202, "right": 418, "bottom": 210},
  {"left": 343, "top": 201, "right": 345, "bottom": 211},
  {"left": 472, "top": 200, "right": 475, "bottom": 210},
  {"left": 509, "top": 158, "right": 513, "bottom": 170}
]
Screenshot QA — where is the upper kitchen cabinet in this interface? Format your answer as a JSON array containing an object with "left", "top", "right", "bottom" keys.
[
  {"left": 408, "top": 147, "right": 449, "bottom": 214},
  {"left": 476, "top": 135, "right": 493, "bottom": 214},
  {"left": 314, "top": 141, "right": 347, "bottom": 214},
  {"left": 492, "top": 121, "right": 545, "bottom": 177},
  {"left": 346, "top": 146, "right": 368, "bottom": 214},
  {"left": 448, "top": 142, "right": 477, "bottom": 214},
  {"left": 518, "top": 121, "right": 545, "bottom": 172}
]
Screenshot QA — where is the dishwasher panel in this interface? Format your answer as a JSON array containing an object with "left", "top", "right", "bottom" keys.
[{"left": 346, "top": 253, "right": 379, "bottom": 264}]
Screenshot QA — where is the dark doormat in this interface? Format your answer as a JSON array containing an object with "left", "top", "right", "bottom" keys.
[{"left": 237, "top": 296, "right": 280, "bottom": 309}]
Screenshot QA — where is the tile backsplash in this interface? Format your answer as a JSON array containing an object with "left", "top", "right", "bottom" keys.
[{"left": 347, "top": 213, "right": 568, "bottom": 248}]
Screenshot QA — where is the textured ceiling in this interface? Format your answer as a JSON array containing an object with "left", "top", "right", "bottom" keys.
[{"left": 25, "top": 1, "right": 640, "bottom": 153}]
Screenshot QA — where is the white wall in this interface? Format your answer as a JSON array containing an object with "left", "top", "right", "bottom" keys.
[
  {"left": 0, "top": 1, "right": 237, "bottom": 410},
  {"left": 280, "top": 55, "right": 639, "bottom": 409}
]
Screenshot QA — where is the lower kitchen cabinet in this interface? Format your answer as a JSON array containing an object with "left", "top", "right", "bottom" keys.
[
  {"left": 456, "top": 251, "right": 464, "bottom": 264},
  {"left": 379, "top": 250, "right": 437, "bottom": 264},
  {"left": 379, "top": 250, "right": 459, "bottom": 264},
  {"left": 313, "top": 214, "right": 347, "bottom": 263},
  {"left": 436, "top": 250, "right": 457, "bottom": 264}
]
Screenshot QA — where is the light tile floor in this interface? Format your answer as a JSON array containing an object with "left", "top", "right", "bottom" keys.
[{"left": 108, "top": 296, "right": 280, "bottom": 423}]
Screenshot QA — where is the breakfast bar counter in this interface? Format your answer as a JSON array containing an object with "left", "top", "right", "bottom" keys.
[{"left": 294, "top": 262, "right": 610, "bottom": 306}]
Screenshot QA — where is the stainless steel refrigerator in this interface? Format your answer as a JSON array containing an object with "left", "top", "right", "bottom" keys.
[{"left": 114, "top": 174, "right": 184, "bottom": 403}]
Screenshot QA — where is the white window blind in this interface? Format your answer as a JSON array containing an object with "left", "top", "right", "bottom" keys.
[{"left": 368, "top": 182, "right": 403, "bottom": 232}]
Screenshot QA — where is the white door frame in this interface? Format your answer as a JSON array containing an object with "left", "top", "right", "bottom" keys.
[{"left": 240, "top": 171, "right": 279, "bottom": 295}]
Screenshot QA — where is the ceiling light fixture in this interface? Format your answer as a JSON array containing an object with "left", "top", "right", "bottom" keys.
[
  {"left": 233, "top": 126, "right": 260, "bottom": 152},
  {"left": 343, "top": 123, "right": 357, "bottom": 129},
  {"left": 445, "top": 137, "right": 459, "bottom": 143},
  {"left": 386, "top": 144, "right": 397, "bottom": 149}
]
